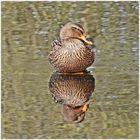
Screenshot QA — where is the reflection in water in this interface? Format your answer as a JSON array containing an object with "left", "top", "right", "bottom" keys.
[
  {"left": 2, "top": 1, "right": 138, "bottom": 138},
  {"left": 49, "top": 73, "right": 95, "bottom": 123}
]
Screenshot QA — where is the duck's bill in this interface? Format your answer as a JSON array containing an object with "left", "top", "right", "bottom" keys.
[
  {"left": 79, "top": 35, "right": 93, "bottom": 45},
  {"left": 81, "top": 104, "right": 87, "bottom": 112}
]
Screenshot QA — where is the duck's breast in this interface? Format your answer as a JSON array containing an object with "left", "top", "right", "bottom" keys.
[{"left": 48, "top": 40, "right": 95, "bottom": 72}]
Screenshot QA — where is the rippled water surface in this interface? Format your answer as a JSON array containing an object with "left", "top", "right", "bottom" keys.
[{"left": 2, "top": 1, "right": 139, "bottom": 139}]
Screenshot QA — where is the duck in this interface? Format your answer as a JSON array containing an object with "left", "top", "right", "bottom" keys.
[
  {"left": 49, "top": 72, "right": 95, "bottom": 123},
  {"left": 48, "top": 22, "right": 96, "bottom": 73}
]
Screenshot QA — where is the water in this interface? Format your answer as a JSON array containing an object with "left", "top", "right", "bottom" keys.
[{"left": 1, "top": 1, "right": 139, "bottom": 139}]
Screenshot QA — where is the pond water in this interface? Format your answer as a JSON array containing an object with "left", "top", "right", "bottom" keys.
[{"left": 2, "top": 1, "right": 139, "bottom": 139}]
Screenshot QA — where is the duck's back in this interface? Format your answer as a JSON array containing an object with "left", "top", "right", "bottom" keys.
[{"left": 48, "top": 39, "right": 95, "bottom": 73}]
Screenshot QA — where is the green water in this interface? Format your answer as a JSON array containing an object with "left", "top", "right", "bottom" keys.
[{"left": 2, "top": 1, "right": 139, "bottom": 139}]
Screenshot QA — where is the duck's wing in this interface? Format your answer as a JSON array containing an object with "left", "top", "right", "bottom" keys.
[
  {"left": 86, "top": 44, "right": 96, "bottom": 53},
  {"left": 52, "top": 37, "right": 62, "bottom": 50}
]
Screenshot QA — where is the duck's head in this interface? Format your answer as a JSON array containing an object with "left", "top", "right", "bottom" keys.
[
  {"left": 61, "top": 103, "right": 88, "bottom": 123},
  {"left": 60, "top": 22, "right": 93, "bottom": 45}
]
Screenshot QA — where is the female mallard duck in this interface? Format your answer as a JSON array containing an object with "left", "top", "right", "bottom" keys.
[
  {"left": 48, "top": 22, "right": 96, "bottom": 73},
  {"left": 49, "top": 73, "right": 95, "bottom": 123}
]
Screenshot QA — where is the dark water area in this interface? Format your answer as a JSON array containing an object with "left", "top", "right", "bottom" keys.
[{"left": 1, "top": 1, "right": 139, "bottom": 139}]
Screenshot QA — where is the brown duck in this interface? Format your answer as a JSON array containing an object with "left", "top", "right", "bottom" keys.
[
  {"left": 49, "top": 73, "right": 95, "bottom": 123},
  {"left": 48, "top": 22, "right": 95, "bottom": 73}
]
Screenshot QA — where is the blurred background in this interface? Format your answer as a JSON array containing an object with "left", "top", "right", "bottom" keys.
[{"left": 1, "top": 1, "right": 139, "bottom": 139}]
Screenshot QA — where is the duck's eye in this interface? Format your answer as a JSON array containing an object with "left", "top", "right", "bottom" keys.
[{"left": 72, "top": 27, "right": 84, "bottom": 34}]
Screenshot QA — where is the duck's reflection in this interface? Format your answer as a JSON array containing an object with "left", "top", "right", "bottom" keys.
[{"left": 49, "top": 73, "right": 95, "bottom": 123}]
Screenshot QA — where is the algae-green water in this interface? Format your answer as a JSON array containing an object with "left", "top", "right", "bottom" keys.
[{"left": 2, "top": 1, "right": 139, "bottom": 139}]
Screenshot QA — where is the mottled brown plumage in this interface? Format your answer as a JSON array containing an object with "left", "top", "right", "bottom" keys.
[
  {"left": 48, "top": 22, "right": 96, "bottom": 73},
  {"left": 49, "top": 72, "right": 95, "bottom": 123}
]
